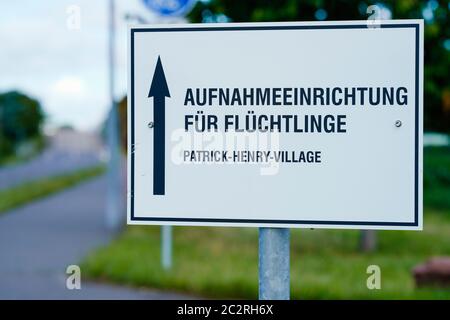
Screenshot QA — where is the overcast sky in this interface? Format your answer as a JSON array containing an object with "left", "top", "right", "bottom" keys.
[{"left": 0, "top": 0, "right": 185, "bottom": 131}]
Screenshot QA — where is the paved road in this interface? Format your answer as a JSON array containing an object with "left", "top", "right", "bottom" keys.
[
  {"left": 0, "top": 130, "right": 104, "bottom": 191},
  {"left": 0, "top": 175, "right": 193, "bottom": 299}
]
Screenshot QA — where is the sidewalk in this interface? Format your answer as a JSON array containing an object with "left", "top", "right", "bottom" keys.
[{"left": 0, "top": 175, "right": 192, "bottom": 299}]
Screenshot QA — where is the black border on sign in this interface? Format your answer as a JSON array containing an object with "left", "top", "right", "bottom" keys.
[{"left": 130, "top": 23, "right": 421, "bottom": 227}]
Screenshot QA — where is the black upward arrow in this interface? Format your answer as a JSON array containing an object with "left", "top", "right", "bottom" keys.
[{"left": 148, "top": 56, "right": 170, "bottom": 195}]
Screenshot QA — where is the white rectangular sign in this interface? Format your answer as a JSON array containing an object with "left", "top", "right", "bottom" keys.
[{"left": 128, "top": 20, "right": 423, "bottom": 230}]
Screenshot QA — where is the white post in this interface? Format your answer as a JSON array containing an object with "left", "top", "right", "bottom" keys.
[{"left": 161, "top": 225, "right": 172, "bottom": 270}]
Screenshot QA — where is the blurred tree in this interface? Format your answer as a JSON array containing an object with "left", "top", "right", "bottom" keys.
[
  {"left": 118, "top": 96, "right": 127, "bottom": 153},
  {"left": 0, "top": 132, "right": 13, "bottom": 158},
  {"left": 0, "top": 91, "right": 45, "bottom": 158},
  {"left": 189, "top": 0, "right": 450, "bottom": 133}
]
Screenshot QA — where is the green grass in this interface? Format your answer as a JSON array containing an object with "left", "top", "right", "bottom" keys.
[
  {"left": 81, "top": 210, "right": 450, "bottom": 299},
  {"left": 81, "top": 147, "right": 450, "bottom": 299},
  {"left": 0, "top": 165, "right": 105, "bottom": 213}
]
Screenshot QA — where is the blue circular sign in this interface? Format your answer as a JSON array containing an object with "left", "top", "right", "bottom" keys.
[{"left": 142, "top": 0, "right": 197, "bottom": 17}]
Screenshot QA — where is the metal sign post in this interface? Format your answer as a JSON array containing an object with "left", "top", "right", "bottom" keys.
[{"left": 259, "top": 228, "right": 290, "bottom": 300}]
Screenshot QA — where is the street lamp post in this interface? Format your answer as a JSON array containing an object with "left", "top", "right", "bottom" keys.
[{"left": 106, "top": 0, "right": 123, "bottom": 231}]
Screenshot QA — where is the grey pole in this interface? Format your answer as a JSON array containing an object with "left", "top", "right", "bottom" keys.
[
  {"left": 259, "top": 228, "right": 290, "bottom": 300},
  {"left": 106, "top": 0, "right": 122, "bottom": 231},
  {"left": 161, "top": 225, "right": 173, "bottom": 269},
  {"left": 360, "top": 229, "right": 377, "bottom": 252}
]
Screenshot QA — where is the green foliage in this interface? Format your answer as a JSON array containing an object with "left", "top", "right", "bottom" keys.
[
  {"left": 424, "top": 147, "right": 450, "bottom": 188},
  {"left": 424, "top": 147, "right": 450, "bottom": 210},
  {"left": 0, "top": 91, "right": 45, "bottom": 159},
  {"left": 0, "top": 132, "right": 13, "bottom": 158},
  {"left": 188, "top": 0, "right": 450, "bottom": 133}
]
